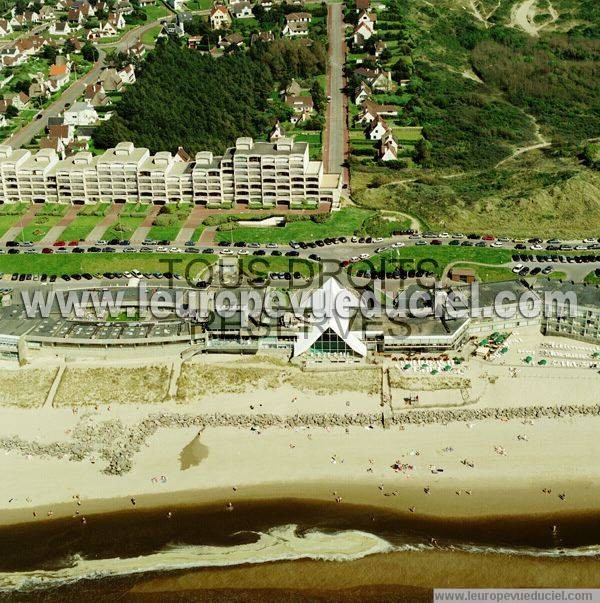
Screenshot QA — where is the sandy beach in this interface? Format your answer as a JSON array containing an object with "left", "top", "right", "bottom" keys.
[{"left": 0, "top": 326, "right": 598, "bottom": 528}]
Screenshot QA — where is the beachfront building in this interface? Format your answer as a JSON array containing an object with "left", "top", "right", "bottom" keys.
[
  {"left": 0, "top": 138, "right": 341, "bottom": 209},
  {"left": 0, "top": 277, "right": 598, "bottom": 362}
]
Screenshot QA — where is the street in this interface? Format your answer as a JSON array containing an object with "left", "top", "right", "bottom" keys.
[{"left": 325, "top": 3, "right": 347, "bottom": 181}]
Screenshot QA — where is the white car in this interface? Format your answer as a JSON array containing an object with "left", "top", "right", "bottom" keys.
[
  {"left": 452, "top": 233, "right": 465, "bottom": 239},
  {"left": 131, "top": 270, "right": 142, "bottom": 278},
  {"left": 266, "top": 243, "right": 277, "bottom": 248},
  {"left": 583, "top": 238, "right": 596, "bottom": 244},
  {"left": 169, "top": 247, "right": 182, "bottom": 253},
  {"left": 359, "top": 253, "right": 370, "bottom": 259},
  {"left": 575, "top": 245, "right": 587, "bottom": 250},
  {"left": 512, "top": 264, "right": 524, "bottom": 273},
  {"left": 491, "top": 241, "right": 504, "bottom": 247},
  {"left": 392, "top": 241, "right": 405, "bottom": 248},
  {"left": 220, "top": 248, "right": 233, "bottom": 255},
  {"left": 373, "top": 237, "right": 384, "bottom": 243},
  {"left": 439, "top": 232, "right": 450, "bottom": 238},
  {"left": 238, "top": 249, "right": 250, "bottom": 255},
  {"left": 123, "top": 271, "right": 133, "bottom": 278},
  {"left": 156, "top": 246, "right": 168, "bottom": 253},
  {"left": 530, "top": 244, "right": 543, "bottom": 250},
  {"left": 97, "top": 240, "right": 108, "bottom": 246},
  {"left": 350, "top": 256, "right": 360, "bottom": 263}
]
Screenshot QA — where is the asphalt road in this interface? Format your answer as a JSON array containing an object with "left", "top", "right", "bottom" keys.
[{"left": 325, "top": 3, "right": 346, "bottom": 179}]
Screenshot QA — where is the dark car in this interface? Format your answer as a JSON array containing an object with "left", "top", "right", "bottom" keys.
[{"left": 8, "top": 248, "right": 19, "bottom": 254}]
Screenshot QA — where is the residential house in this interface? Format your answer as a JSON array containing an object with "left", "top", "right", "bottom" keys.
[
  {"left": 48, "top": 63, "right": 71, "bottom": 89},
  {"left": 79, "top": 2, "right": 96, "bottom": 18},
  {"left": 39, "top": 6, "right": 56, "bottom": 20},
  {"left": 16, "top": 36, "right": 48, "bottom": 56},
  {"left": 175, "top": 147, "right": 191, "bottom": 162},
  {"left": 107, "top": 11, "right": 126, "bottom": 30},
  {"left": 49, "top": 21, "right": 72, "bottom": 35},
  {"left": 365, "top": 115, "right": 388, "bottom": 140},
  {"left": 356, "top": 99, "right": 398, "bottom": 124},
  {"left": 40, "top": 136, "right": 66, "bottom": 158},
  {"left": 357, "top": 10, "right": 376, "bottom": 27},
  {"left": 218, "top": 32, "right": 244, "bottom": 50},
  {"left": 4, "top": 92, "right": 29, "bottom": 110},
  {"left": 269, "top": 120, "right": 283, "bottom": 142},
  {"left": 0, "top": 19, "right": 13, "bottom": 36},
  {"left": 99, "top": 21, "right": 118, "bottom": 37},
  {"left": 127, "top": 40, "right": 146, "bottom": 59},
  {"left": 0, "top": 47, "right": 27, "bottom": 67},
  {"left": 286, "top": 11, "right": 311, "bottom": 23},
  {"left": 114, "top": 0, "right": 134, "bottom": 15},
  {"left": 84, "top": 82, "right": 108, "bottom": 106},
  {"left": 86, "top": 28, "right": 102, "bottom": 41},
  {"left": 210, "top": 5, "right": 232, "bottom": 30},
  {"left": 284, "top": 78, "right": 302, "bottom": 97},
  {"left": 137, "top": 0, "right": 156, "bottom": 6},
  {"left": 282, "top": 21, "right": 308, "bottom": 37},
  {"left": 354, "top": 81, "right": 371, "bottom": 105},
  {"left": 118, "top": 64, "right": 136, "bottom": 84},
  {"left": 66, "top": 37, "right": 84, "bottom": 52},
  {"left": 63, "top": 101, "right": 98, "bottom": 125},
  {"left": 354, "top": 67, "right": 392, "bottom": 92},
  {"left": 230, "top": 1, "right": 254, "bottom": 18},
  {"left": 29, "top": 78, "right": 51, "bottom": 99},
  {"left": 160, "top": 19, "right": 185, "bottom": 38},
  {"left": 23, "top": 11, "right": 40, "bottom": 24},
  {"left": 48, "top": 123, "right": 75, "bottom": 145},
  {"left": 284, "top": 94, "right": 313, "bottom": 124},
  {"left": 99, "top": 67, "right": 123, "bottom": 91},
  {"left": 250, "top": 30, "right": 274, "bottom": 45},
  {"left": 10, "top": 14, "right": 27, "bottom": 28},
  {"left": 166, "top": 0, "right": 184, "bottom": 10},
  {"left": 374, "top": 40, "right": 386, "bottom": 57},
  {"left": 67, "top": 9, "right": 85, "bottom": 26},
  {"left": 353, "top": 20, "right": 374, "bottom": 46},
  {"left": 187, "top": 35, "right": 204, "bottom": 50},
  {"left": 379, "top": 130, "right": 398, "bottom": 161}
]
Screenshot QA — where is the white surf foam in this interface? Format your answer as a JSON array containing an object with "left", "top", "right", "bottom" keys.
[{"left": 0, "top": 524, "right": 394, "bottom": 592}]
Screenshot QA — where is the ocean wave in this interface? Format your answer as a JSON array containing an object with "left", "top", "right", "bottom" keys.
[
  {"left": 0, "top": 524, "right": 394, "bottom": 592},
  {"left": 2, "top": 525, "right": 600, "bottom": 592}
]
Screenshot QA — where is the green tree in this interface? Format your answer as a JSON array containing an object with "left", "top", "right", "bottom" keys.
[
  {"left": 81, "top": 42, "right": 99, "bottom": 62},
  {"left": 310, "top": 80, "right": 327, "bottom": 114},
  {"left": 5, "top": 105, "right": 19, "bottom": 119}
]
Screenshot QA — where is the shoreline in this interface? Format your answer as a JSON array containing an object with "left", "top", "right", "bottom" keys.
[{"left": 2, "top": 475, "right": 600, "bottom": 531}]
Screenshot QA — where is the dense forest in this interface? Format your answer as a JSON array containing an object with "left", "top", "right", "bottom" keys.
[{"left": 93, "top": 39, "right": 327, "bottom": 154}]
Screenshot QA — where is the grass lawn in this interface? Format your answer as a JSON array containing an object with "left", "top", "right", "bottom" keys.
[
  {"left": 451, "top": 263, "right": 516, "bottom": 283},
  {"left": 140, "top": 24, "right": 162, "bottom": 45},
  {"left": 186, "top": 0, "right": 212, "bottom": 9},
  {"left": 0, "top": 253, "right": 217, "bottom": 278},
  {"left": 353, "top": 246, "right": 515, "bottom": 276},
  {"left": 584, "top": 270, "right": 600, "bottom": 284},
  {"left": 144, "top": 3, "right": 169, "bottom": 20},
  {"left": 59, "top": 204, "right": 110, "bottom": 241},
  {"left": 0, "top": 204, "right": 29, "bottom": 238},
  {"left": 18, "top": 205, "right": 68, "bottom": 242},
  {"left": 214, "top": 208, "right": 374, "bottom": 244},
  {"left": 147, "top": 204, "right": 192, "bottom": 241},
  {"left": 0, "top": 252, "right": 317, "bottom": 278},
  {"left": 102, "top": 204, "right": 149, "bottom": 240}
]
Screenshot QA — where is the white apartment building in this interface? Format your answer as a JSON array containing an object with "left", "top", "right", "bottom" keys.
[{"left": 0, "top": 138, "right": 341, "bottom": 208}]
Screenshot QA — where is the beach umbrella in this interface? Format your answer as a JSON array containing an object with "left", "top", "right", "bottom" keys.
[
  {"left": 454, "top": 358, "right": 462, "bottom": 365},
  {"left": 525, "top": 356, "right": 533, "bottom": 363},
  {"left": 403, "top": 364, "right": 411, "bottom": 370},
  {"left": 431, "top": 369, "right": 438, "bottom": 375},
  {"left": 538, "top": 359, "right": 547, "bottom": 366},
  {"left": 443, "top": 365, "right": 452, "bottom": 371},
  {"left": 593, "top": 352, "right": 600, "bottom": 359},
  {"left": 500, "top": 347, "right": 509, "bottom": 354},
  {"left": 480, "top": 339, "right": 489, "bottom": 346}
]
